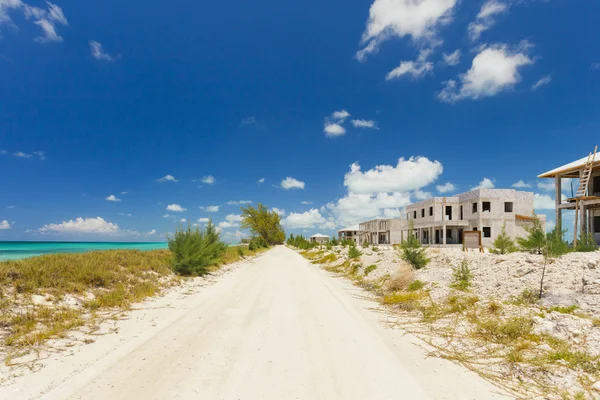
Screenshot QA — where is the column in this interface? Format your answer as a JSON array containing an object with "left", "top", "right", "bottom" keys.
[{"left": 555, "top": 175, "right": 562, "bottom": 231}]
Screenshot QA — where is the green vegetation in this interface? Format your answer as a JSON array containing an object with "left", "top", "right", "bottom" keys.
[
  {"left": 517, "top": 215, "right": 546, "bottom": 254},
  {"left": 361, "top": 240, "right": 369, "bottom": 248},
  {"left": 382, "top": 291, "right": 427, "bottom": 310},
  {"left": 364, "top": 264, "right": 377, "bottom": 276},
  {"left": 576, "top": 233, "right": 598, "bottom": 252},
  {"left": 241, "top": 204, "right": 286, "bottom": 245},
  {"left": 510, "top": 288, "right": 539, "bottom": 305},
  {"left": 398, "top": 220, "right": 430, "bottom": 270},
  {"left": 545, "top": 227, "right": 570, "bottom": 257},
  {"left": 348, "top": 245, "right": 362, "bottom": 259},
  {"left": 407, "top": 280, "right": 426, "bottom": 292},
  {"left": 286, "top": 234, "right": 318, "bottom": 250},
  {"left": 168, "top": 222, "right": 227, "bottom": 276},
  {"left": 490, "top": 223, "right": 517, "bottom": 254},
  {"left": 547, "top": 305, "right": 579, "bottom": 314},
  {"left": 340, "top": 238, "right": 354, "bottom": 247},
  {"left": 450, "top": 259, "right": 473, "bottom": 291}
]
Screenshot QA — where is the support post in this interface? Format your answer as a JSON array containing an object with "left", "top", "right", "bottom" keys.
[
  {"left": 555, "top": 175, "right": 562, "bottom": 232},
  {"left": 574, "top": 199, "right": 579, "bottom": 248},
  {"left": 442, "top": 198, "right": 447, "bottom": 247}
]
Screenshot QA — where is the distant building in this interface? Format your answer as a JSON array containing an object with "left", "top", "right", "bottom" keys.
[
  {"left": 309, "top": 233, "right": 330, "bottom": 244},
  {"left": 358, "top": 218, "right": 403, "bottom": 245},
  {"left": 337, "top": 225, "right": 360, "bottom": 243},
  {"left": 538, "top": 147, "right": 600, "bottom": 245},
  {"left": 402, "top": 189, "right": 544, "bottom": 248}
]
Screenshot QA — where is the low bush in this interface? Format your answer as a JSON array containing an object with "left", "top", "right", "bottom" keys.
[
  {"left": 168, "top": 222, "right": 227, "bottom": 276},
  {"left": 249, "top": 236, "right": 269, "bottom": 251},
  {"left": 361, "top": 241, "right": 369, "bottom": 248},
  {"left": 407, "top": 280, "right": 426, "bottom": 292},
  {"left": 576, "top": 233, "right": 598, "bottom": 252},
  {"left": 382, "top": 291, "right": 427, "bottom": 311},
  {"left": 398, "top": 220, "right": 429, "bottom": 270},
  {"left": 348, "top": 246, "right": 362, "bottom": 259},
  {"left": 511, "top": 288, "right": 539, "bottom": 305},
  {"left": 490, "top": 223, "right": 517, "bottom": 254},
  {"left": 237, "top": 247, "right": 245, "bottom": 257},
  {"left": 450, "top": 258, "right": 473, "bottom": 291},
  {"left": 364, "top": 264, "right": 378, "bottom": 276}
]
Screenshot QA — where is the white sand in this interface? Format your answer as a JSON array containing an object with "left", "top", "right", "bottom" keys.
[{"left": 0, "top": 246, "right": 507, "bottom": 400}]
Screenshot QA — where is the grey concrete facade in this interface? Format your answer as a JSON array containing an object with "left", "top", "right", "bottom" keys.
[{"left": 338, "top": 226, "right": 360, "bottom": 243}]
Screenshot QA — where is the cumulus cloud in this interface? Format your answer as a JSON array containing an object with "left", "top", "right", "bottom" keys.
[
  {"left": 180, "top": 218, "right": 187, "bottom": 223},
  {"left": 258, "top": 178, "right": 265, "bottom": 183},
  {"left": 437, "top": 43, "right": 533, "bottom": 103},
  {"left": 534, "top": 193, "right": 556, "bottom": 210},
  {"left": 324, "top": 123, "right": 346, "bottom": 137},
  {"left": 281, "top": 177, "right": 305, "bottom": 190},
  {"left": 442, "top": 49, "right": 461, "bottom": 66},
  {"left": 218, "top": 221, "right": 238, "bottom": 229},
  {"left": 105, "top": 194, "right": 121, "bottom": 202},
  {"left": 0, "top": 220, "right": 11, "bottom": 230},
  {"left": 537, "top": 180, "right": 555, "bottom": 191},
  {"left": 218, "top": 213, "right": 244, "bottom": 229},
  {"left": 386, "top": 60, "right": 433, "bottom": 80},
  {"left": 283, "top": 209, "right": 330, "bottom": 229},
  {"left": 12, "top": 150, "right": 45, "bottom": 160},
  {"left": 327, "top": 192, "right": 412, "bottom": 227},
  {"left": 468, "top": 0, "right": 509, "bottom": 41},
  {"left": 118, "top": 212, "right": 132, "bottom": 217},
  {"left": 89, "top": 40, "right": 115, "bottom": 61},
  {"left": 38, "top": 217, "right": 120, "bottom": 234},
  {"left": 344, "top": 157, "right": 443, "bottom": 195},
  {"left": 301, "top": 201, "right": 313, "bottom": 205},
  {"left": 436, "top": 182, "right": 456, "bottom": 193},
  {"left": 197, "top": 218, "right": 210, "bottom": 223},
  {"left": 166, "top": 204, "right": 186, "bottom": 212},
  {"left": 147, "top": 229, "right": 157, "bottom": 235},
  {"left": 157, "top": 175, "right": 178, "bottom": 183},
  {"left": 227, "top": 200, "right": 252, "bottom": 205},
  {"left": 200, "top": 205, "right": 220, "bottom": 212},
  {"left": 414, "top": 190, "right": 432, "bottom": 200},
  {"left": 271, "top": 207, "right": 285, "bottom": 216},
  {"left": 330, "top": 110, "right": 350, "bottom": 122},
  {"left": 512, "top": 180, "right": 531, "bottom": 188},
  {"left": 532, "top": 75, "right": 551, "bottom": 91},
  {"left": 225, "top": 214, "right": 243, "bottom": 223},
  {"left": 201, "top": 175, "right": 216, "bottom": 185},
  {"left": 472, "top": 177, "right": 495, "bottom": 190},
  {"left": 356, "top": 0, "right": 458, "bottom": 62},
  {"left": 351, "top": 119, "right": 377, "bottom": 129}
]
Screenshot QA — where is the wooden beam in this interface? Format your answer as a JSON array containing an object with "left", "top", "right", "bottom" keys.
[
  {"left": 574, "top": 199, "right": 579, "bottom": 248},
  {"left": 555, "top": 175, "right": 562, "bottom": 232}
]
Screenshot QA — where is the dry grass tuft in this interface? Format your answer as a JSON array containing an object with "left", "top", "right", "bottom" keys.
[{"left": 386, "top": 263, "right": 414, "bottom": 292}]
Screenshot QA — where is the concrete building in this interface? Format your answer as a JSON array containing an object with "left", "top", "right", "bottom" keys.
[
  {"left": 538, "top": 148, "right": 600, "bottom": 245},
  {"left": 402, "top": 189, "right": 544, "bottom": 248},
  {"left": 338, "top": 225, "right": 360, "bottom": 243},
  {"left": 358, "top": 218, "right": 403, "bottom": 245},
  {"left": 309, "top": 233, "right": 330, "bottom": 244}
]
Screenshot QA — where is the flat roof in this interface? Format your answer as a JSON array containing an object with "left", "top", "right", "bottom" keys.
[
  {"left": 310, "top": 233, "right": 329, "bottom": 238},
  {"left": 538, "top": 155, "right": 600, "bottom": 178},
  {"left": 338, "top": 225, "right": 359, "bottom": 232}
]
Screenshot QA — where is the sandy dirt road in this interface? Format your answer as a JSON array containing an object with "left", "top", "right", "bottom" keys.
[{"left": 3, "top": 246, "right": 510, "bottom": 400}]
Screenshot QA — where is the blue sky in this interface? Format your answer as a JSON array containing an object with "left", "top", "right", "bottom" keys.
[{"left": 0, "top": 0, "right": 599, "bottom": 242}]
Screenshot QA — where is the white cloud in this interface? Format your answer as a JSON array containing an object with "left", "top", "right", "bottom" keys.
[
  {"left": 0, "top": 220, "right": 11, "bottom": 230},
  {"left": 533, "top": 193, "right": 555, "bottom": 210},
  {"left": 271, "top": 207, "right": 285, "bottom": 216},
  {"left": 532, "top": 75, "right": 551, "bottom": 90},
  {"left": 13, "top": 151, "right": 31, "bottom": 158},
  {"left": 201, "top": 175, "right": 216, "bottom": 185},
  {"left": 468, "top": 0, "right": 509, "bottom": 41},
  {"left": 472, "top": 177, "right": 495, "bottom": 190},
  {"left": 7, "top": 205, "right": 15, "bottom": 209},
  {"left": 200, "top": 205, "right": 220, "bottom": 212},
  {"left": 121, "top": 191, "right": 128, "bottom": 195},
  {"left": 283, "top": 209, "right": 329, "bottom": 229},
  {"left": 163, "top": 214, "right": 172, "bottom": 218},
  {"left": 331, "top": 110, "right": 350, "bottom": 122},
  {"left": 24, "top": 2, "right": 68, "bottom": 43},
  {"left": 227, "top": 200, "right": 252, "bottom": 205},
  {"left": 512, "top": 180, "right": 531, "bottom": 188},
  {"left": 218, "top": 221, "right": 238, "bottom": 229},
  {"left": 166, "top": 204, "right": 186, "bottom": 212},
  {"left": 281, "top": 177, "right": 305, "bottom": 190},
  {"left": 436, "top": 182, "right": 456, "bottom": 193},
  {"left": 324, "top": 123, "right": 346, "bottom": 137},
  {"left": 537, "top": 180, "right": 555, "bottom": 191},
  {"left": 414, "top": 190, "right": 432, "bottom": 200},
  {"left": 258, "top": 178, "right": 265, "bottom": 183},
  {"left": 301, "top": 201, "right": 313, "bottom": 205},
  {"left": 545, "top": 220, "right": 555, "bottom": 232},
  {"left": 225, "top": 214, "right": 244, "bottom": 223},
  {"left": 105, "top": 194, "right": 121, "bottom": 202},
  {"left": 383, "top": 208, "right": 402, "bottom": 218},
  {"left": 327, "top": 192, "right": 412, "bottom": 227},
  {"left": 147, "top": 229, "right": 157, "bottom": 236},
  {"left": 198, "top": 218, "right": 210, "bottom": 223},
  {"left": 442, "top": 49, "right": 461, "bottom": 66},
  {"left": 386, "top": 60, "right": 433, "bottom": 80},
  {"left": 356, "top": 0, "right": 458, "bottom": 62},
  {"left": 344, "top": 157, "right": 443, "bottom": 195},
  {"left": 12, "top": 150, "right": 45, "bottom": 160},
  {"left": 437, "top": 43, "right": 533, "bottom": 103},
  {"left": 157, "top": 174, "right": 178, "bottom": 183},
  {"left": 89, "top": 40, "right": 114, "bottom": 61},
  {"left": 180, "top": 218, "right": 187, "bottom": 223},
  {"left": 118, "top": 212, "right": 132, "bottom": 217},
  {"left": 351, "top": 119, "right": 377, "bottom": 129},
  {"left": 241, "top": 116, "right": 257, "bottom": 125},
  {"left": 39, "top": 217, "right": 119, "bottom": 234}
]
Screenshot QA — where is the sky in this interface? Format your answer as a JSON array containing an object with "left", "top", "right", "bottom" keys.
[{"left": 1, "top": 0, "right": 599, "bottom": 242}]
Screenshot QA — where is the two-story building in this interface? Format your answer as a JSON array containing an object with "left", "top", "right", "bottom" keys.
[
  {"left": 400, "top": 189, "right": 544, "bottom": 248},
  {"left": 337, "top": 225, "right": 360, "bottom": 243},
  {"left": 358, "top": 218, "right": 403, "bottom": 245}
]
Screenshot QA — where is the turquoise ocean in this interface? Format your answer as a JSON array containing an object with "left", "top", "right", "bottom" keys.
[{"left": 0, "top": 242, "right": 169, "bottom": 261}]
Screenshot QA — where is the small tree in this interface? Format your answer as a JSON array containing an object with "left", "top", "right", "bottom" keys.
[
  {"left": 348, "top": 245, "right": 362, "bottom": 259},
  {"left": 451, "top": 258, "right": 473, "bottom": 291},
  {"left": 491, "top": 223, "right": 517, "bottom": 254},
  {"left": 168, "top": 222, "right": 227, "bottom": 276},
  {"left": 576, "top": 233, "right": 598, "bottom": 252},
  {"left": 517, "top": 215, "right": 546, "bottom": 254},
  {"left": 398, "top": 220, "right": 430, "bottom": 270},
  {"left": 241, "top": 204, "right": 286, "bottom": 245},
  {"left": 545, "top": 227, "right": 570, "bottom": 257}
]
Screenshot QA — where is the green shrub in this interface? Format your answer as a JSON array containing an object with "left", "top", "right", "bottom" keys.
[
  {"left": 372, "top": 246, "right": 380, "bottom": 252},
  {"left": 361, "top": 241, "right": 369, "bottom": 248},
  {"left": 348, "top": 246, "right": 362, "bottom": 259},
  {"left": 511, "top": 288, "right": 539, "bottom": 305},
  {"left": 407, "top": 280, "right": 426, "bottom": 291},
  {"left": 576, "top": 233, "right": 598, "bottom": 252},
  {"left": 450, "top": 259, "right": 473, "bottom": 291},
  {"left": 490, "top": 223, "right": 517, "bottom": 254},
  {"left": 364, "top": 264, "right": 377, "bottom": 276},
  {"left": 398, "top": 220, "right": 429, "bottom": 270},
  {"left": 237, "top": 247, "right": 245, "bottom": 257},
  {"left": 168, "top": 222, "right": 227, "bottom": 276},
  {"left": 241, "top": 204, "right": 285, "bottom": 245},
  {"left": 545, "top": 227, "right": 571, "bottom": 257},
  {"left": 517, "top": 215, "right": 546, "bottom": 254}
]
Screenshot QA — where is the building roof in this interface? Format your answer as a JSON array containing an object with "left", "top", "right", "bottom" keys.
[
  {"left": 338, "top": 225, "right": 359, "bottom": 232},
  {"left": 310, "top": 233, "right": 329, "bottom": 238},
  {"left": 538, "top": 155, "right": 600, "bottom": 178}
]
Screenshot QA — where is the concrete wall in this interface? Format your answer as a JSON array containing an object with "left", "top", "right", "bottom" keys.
[{"left": 390, "top": 219, "right": 403, "bottom": 244}]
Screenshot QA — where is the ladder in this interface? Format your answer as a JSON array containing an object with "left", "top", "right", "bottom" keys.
[{"left": 575, "top": 146, "right": 598, "bottom": 198}]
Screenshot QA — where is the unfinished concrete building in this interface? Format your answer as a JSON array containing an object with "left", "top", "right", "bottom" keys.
[
  {"left": 401, "top": 189, "right": 544, "bottom": 248},
  {"left": 358, "top": 218, "right": 403, "bottom": 245},
  {"left": 538, "top": 147, "right": 600, "bottom": 245},
  {"left": 337, "top": 225, "right": 360, "bottom": 243}
]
